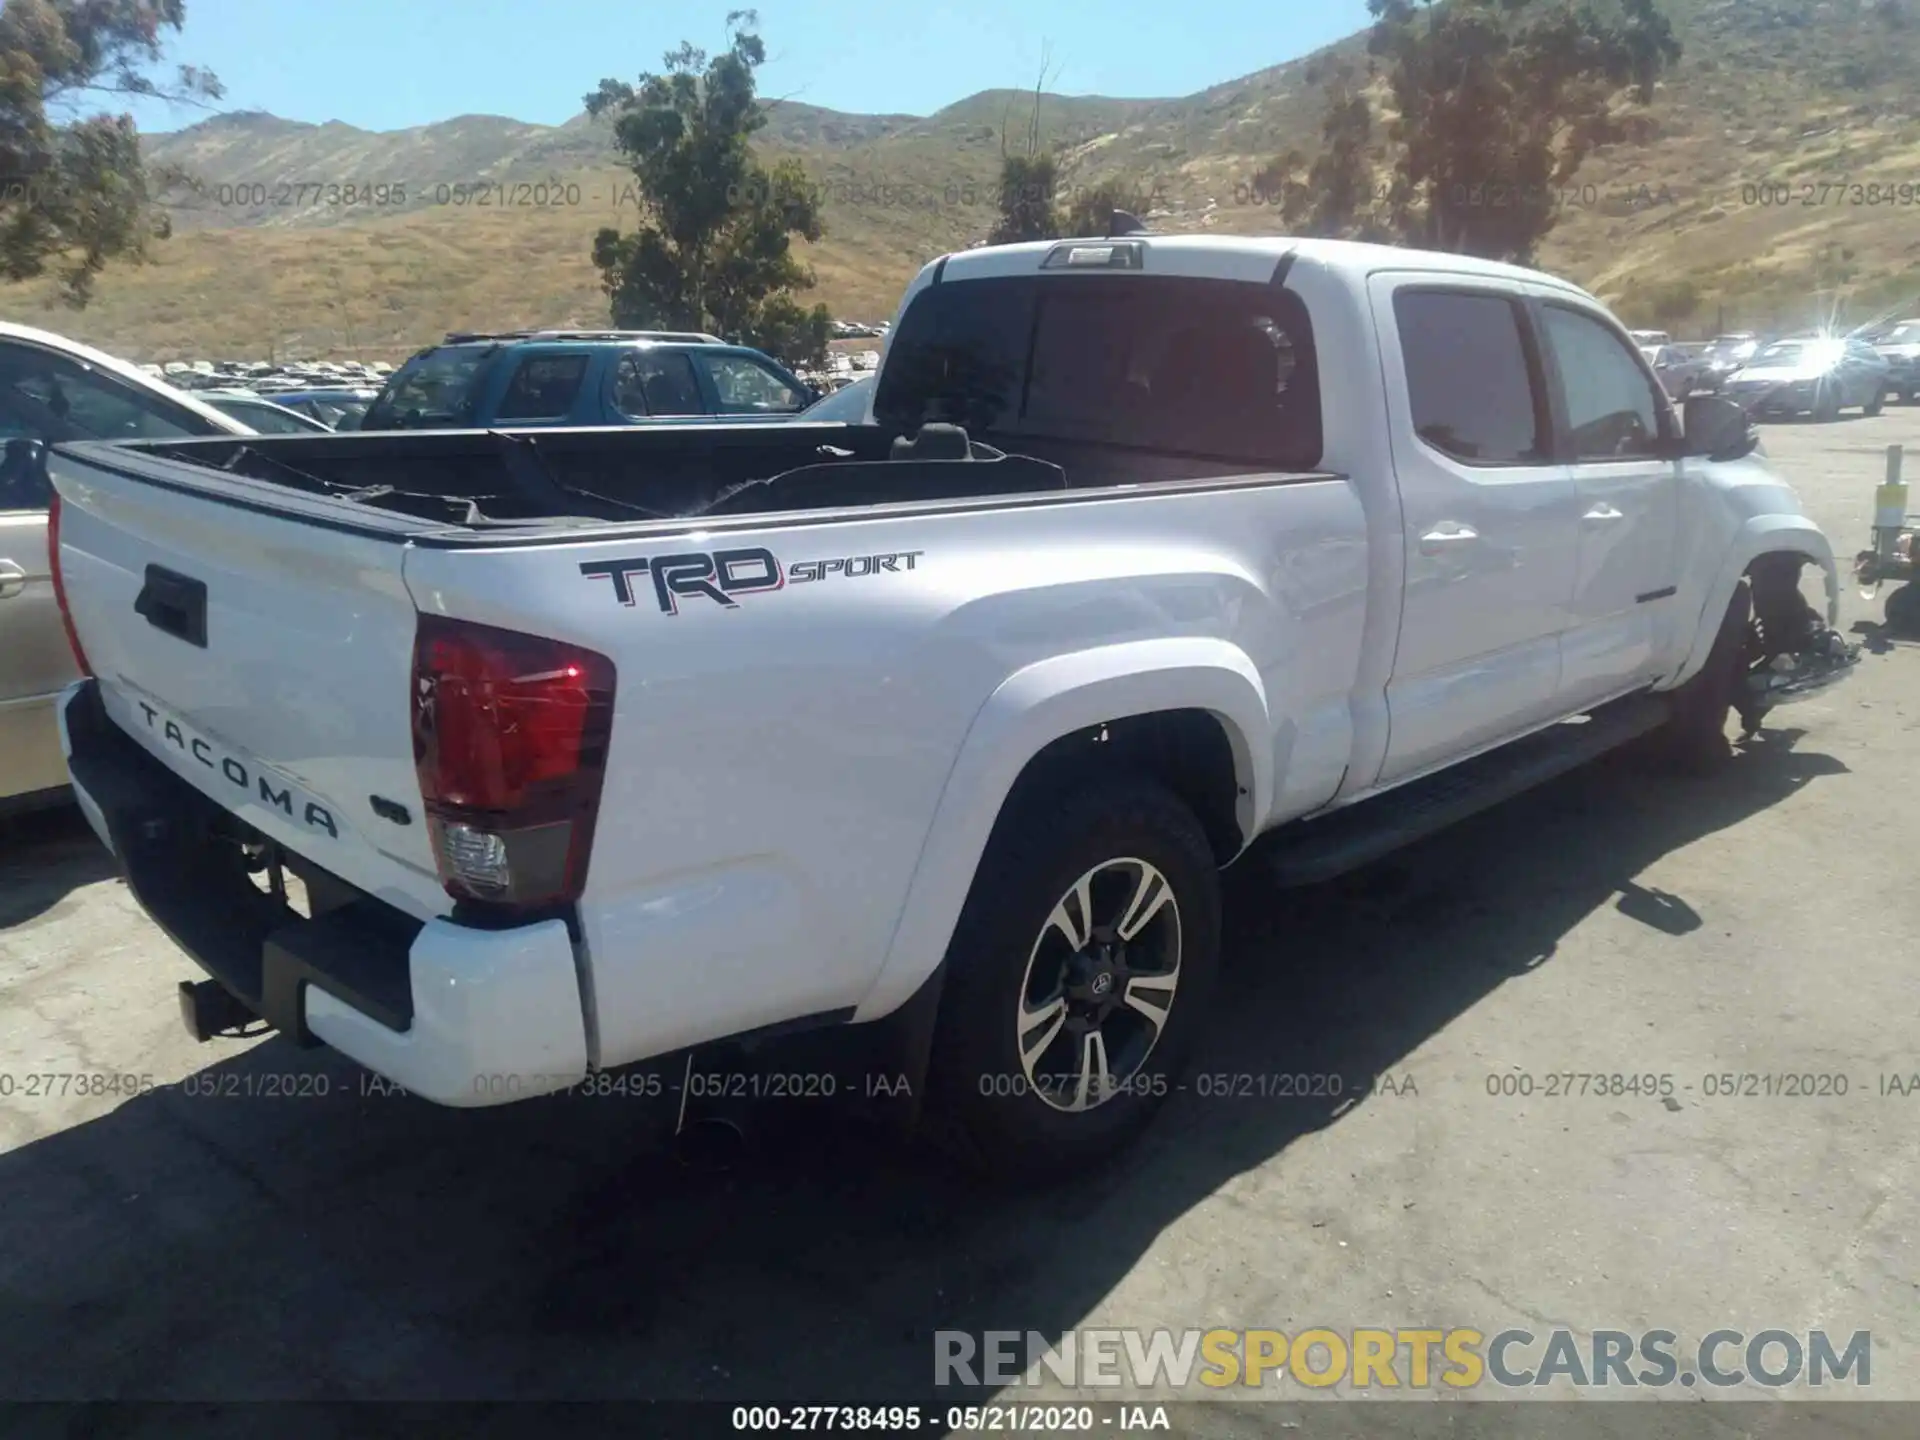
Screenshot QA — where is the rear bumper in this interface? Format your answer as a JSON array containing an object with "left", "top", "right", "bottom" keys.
[{"left": 57, "top": 679, "right": 588, "bottom": 1106}]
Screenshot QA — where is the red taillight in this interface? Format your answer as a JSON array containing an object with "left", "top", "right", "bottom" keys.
[
  {"left": 411, "top": 614, "right": 616, "bottom": 910},
  {"left": 46, "top": 490, "right": 93, "bottom": 678}
]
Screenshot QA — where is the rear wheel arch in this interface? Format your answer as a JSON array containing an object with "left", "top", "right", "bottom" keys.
[
  {"left": 853, "top": 644, "right": 1270, "bottom": 1023},
  {"left": 992, "top": 709, "right": 1249, "bottom": 866}
]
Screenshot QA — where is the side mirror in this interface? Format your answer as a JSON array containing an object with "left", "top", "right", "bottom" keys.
[{"left": 1681, "top": 395, "right": 1758, "bottom": 462}]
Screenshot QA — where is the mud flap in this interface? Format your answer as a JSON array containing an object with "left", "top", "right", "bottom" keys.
[{"left": 666, "top": 961, "right": 950, "bottom": 1156}]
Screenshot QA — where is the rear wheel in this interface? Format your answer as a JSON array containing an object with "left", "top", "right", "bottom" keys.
[
  {"left": 1815, "top": 389, "right": 1842, "bottom": 423},
  {"left": 928, "top": 778, "right": 1220, "bottom": 1179},
  {"left": 1866, "top": 388, "right": 1886, "bottom": 417}
]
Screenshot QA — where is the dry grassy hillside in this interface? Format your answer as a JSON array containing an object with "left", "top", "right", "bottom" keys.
[{"left": 7, "top": 0, "right": 1916, "bottom": 361}]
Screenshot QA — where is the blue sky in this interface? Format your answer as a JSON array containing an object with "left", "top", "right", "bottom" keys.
[{"left": 118, "top": 0, "right": 1375, "bottom": 133}]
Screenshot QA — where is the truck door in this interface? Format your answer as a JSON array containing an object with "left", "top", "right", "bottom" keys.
[
  {"left": 1531, "top": 297, "right": 1682, "bottom": 706},
  {"left": 1367, "top": 276, "right": 1580, "bottom": 786}
]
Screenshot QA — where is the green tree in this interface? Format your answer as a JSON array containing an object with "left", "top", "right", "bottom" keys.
[
  {"left": 587, "top": 11, "right": 831, "bottom": 371},
  {"left": 1246, "top": 59, "right": 1387, "bottom": 240},
  {"left": 985, "top": 59, "right": 1159, "bottom": 245},
  {"left": 987, "top": 61, "right": 1065, "bottom": 245},
  {"left": 0, "top": 0, "right": 221, "bottom": 307},
  {"left": 1261, "top": 0, "right": 1679, "bottom": 263},
  {"left": 990, "top": 151, "right": 1062, "bottom": 244},
  {"left": 1059, "top": 176, "right": 1162, "bottom": 237},
  {"left": 1367, "top": 0, "right": 1681, "bottom": 262}
]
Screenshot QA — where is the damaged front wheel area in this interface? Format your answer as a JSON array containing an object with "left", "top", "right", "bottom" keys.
[
  {"left": 1739, "top": 553, "right": 1860, "bottom": 736},
  {"left": 1651, "top": 556, "right": 1859, "bottom": 771}
]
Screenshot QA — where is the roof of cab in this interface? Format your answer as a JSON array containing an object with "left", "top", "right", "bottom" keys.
[{"left": 926, "top": 233, "right": 1597, "bottom": 303}]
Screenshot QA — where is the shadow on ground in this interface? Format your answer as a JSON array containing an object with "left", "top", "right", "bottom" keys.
[
  {"left": 0, "top": 803, "right": 116, "bottom": 930},
  {"left": 0, "top": 734, "right": 1846, "bottom": 1414}
]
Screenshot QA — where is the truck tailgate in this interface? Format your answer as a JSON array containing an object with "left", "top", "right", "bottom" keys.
[{"left": 50, "top": 444, "right": 447, "bottom": 919}]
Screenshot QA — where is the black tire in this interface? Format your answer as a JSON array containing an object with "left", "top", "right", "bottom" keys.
[
  {"left": 1865, "top": 389, "right": 1885, "bottom": 418},
  {"left": 1815, "top": 389, "right": 1841, "bottom": 423},
  {"left": 1885, "top": 581, "right": 1920, "bottom": 636},
  {"left": 1648, "top": 580, "right": 1753, "bottom": 772},
  {"left": 927, "top": 777, "right": 1221, "bottom": 1180},
  {"left": 1903, "top": 389, "right": 1918, "bottom": 406}
]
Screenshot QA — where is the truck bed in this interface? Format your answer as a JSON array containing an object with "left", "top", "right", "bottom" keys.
[
  {"left": 67, "top": 420, "right": 1312, "bottom": 532},
  {"left": 74, "top": 422, "right": 1078, "bottom": 529}
]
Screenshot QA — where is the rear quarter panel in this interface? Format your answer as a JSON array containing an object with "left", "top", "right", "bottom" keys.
[{"left": 403, "top": 477, "right": 1370, "bottom": 1066}]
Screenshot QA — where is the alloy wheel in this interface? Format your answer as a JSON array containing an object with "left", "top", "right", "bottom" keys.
[{"left": 1014, "top": 857, "right": 1182, "bottom": 1113}]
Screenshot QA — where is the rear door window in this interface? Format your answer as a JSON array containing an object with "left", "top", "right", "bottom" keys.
[
  {"left": 494, "top": 353, "right": 591, "bottom": 422},
  {"left": 1394, "top": 290, "right": 1548, "bottom": 465},
  {"left": 874, "top": 273, "right": 1320, "bottom": 468},
  {"left": 612, "top": 351, "right": 706, "bottom": 417}
]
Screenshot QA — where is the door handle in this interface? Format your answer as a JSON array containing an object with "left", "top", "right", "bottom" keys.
[
  {"left": 0, "top": 559, "right": 24, "bottom": 600},
  {"left": 1419, "top": 523, "right": 1479, "bottom": 555},
  {"left": 1582, "top": 503, "right": 1626, "bottom": 522}
]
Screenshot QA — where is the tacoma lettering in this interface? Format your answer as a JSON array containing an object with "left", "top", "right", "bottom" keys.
[{"left": 135, "top": 700, "right": 337, "bottom": 839}]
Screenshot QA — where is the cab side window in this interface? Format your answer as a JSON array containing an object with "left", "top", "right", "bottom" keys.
[
  {"left": 1394, "top": 289, "right": 1549, "bottom": 465},
  {"left": 613, "top": 351, "right": 706, "bottom": 418},
  {"left": 1541, "top": 306, "right": 1668, "bottom": 460},
  {"left": 495, "top": 354, "right": 589, "bottom": 422}
]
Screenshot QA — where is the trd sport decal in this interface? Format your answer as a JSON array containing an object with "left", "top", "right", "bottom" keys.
[{"left": 581, "top": 547, "right": 924, "bottom": 615}]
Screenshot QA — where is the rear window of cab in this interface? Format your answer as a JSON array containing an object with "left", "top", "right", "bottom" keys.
[{"left": 873, "top": 273, "right": 1322, "bottom": 470}]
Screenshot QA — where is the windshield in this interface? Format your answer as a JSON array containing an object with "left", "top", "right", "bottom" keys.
[
  {"left": 308, "top": 397, "right": 372, "bottom": 429},
  {"left": 800, "top": 376, "right": 873, "bottom": 421},
  {"left": 362, "top": 346, "right": 498, "bottom": 429},
  {"left": 207, "top": 397, "right": 326, "bottom": 434},
  {"left": 1752, "top": 340, "right": 1841, "bottom": 368}
]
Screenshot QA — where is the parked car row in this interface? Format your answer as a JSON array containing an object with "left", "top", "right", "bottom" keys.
[
  {"left": 1630, "top": 322, "right": 1919, "bottom": 418},
  {"left": 1640, "top": 343, "right": 1711, "bottom": 401},
  {"left": 196, "top": 389, "right": 335, "bottom": 433},
  {"left": 1719, "top": 336, "right": 1892, "bottom": 421},
  {"left": 1872, "top": 319, "right": 1920, "bottom": 404}
]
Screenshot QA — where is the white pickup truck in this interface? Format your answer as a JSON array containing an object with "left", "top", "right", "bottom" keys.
[{"left": 47, "top": 235, "right": 1858, "bottom": 1175}]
